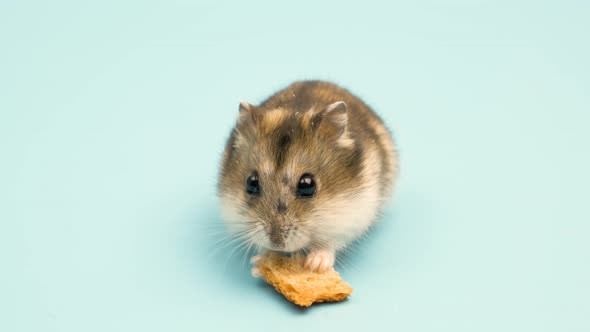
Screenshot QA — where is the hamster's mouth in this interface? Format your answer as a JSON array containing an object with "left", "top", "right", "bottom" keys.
[
  {"left": 264, "top": 235, "right": 310, "bottom": 253},
  {"left": 267, "top": 244, "right": 304, "bottom": 253},
  {"left": 270, "top": 246, "right": 303, "bottom": 253}
]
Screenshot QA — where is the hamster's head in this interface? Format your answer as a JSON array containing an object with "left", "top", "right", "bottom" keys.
[{"left": 218, "top": 101, "right": 364, "bottom": 253}]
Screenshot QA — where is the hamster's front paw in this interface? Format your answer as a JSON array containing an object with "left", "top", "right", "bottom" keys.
[
  {"left": 304, "top": 249, "right": 335, "bottom": 272},
  {"left": 250, "top": 254, "right": 263, "bottom": 278}
]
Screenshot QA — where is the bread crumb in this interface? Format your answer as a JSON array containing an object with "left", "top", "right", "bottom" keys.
[{"left": 255, "top": 253, "right": 353, "bottom": 307}]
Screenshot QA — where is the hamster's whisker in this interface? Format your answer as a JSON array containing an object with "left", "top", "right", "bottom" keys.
[
  {"left": 241, "top": 238, "right": 259, "bottom": 268},
  {"left": 206, "top": 234, "right": 247, "bottom": 259},
  {"left": 237, "top": 240, "right": 252, "bottom": 269},
  {"left": 334, "top": 250, "right": 358, "bottom": 273},
  {"left": 223, "top": 233, "right": 256, "bottom": 270},
  {"left": 199, "top": 225, "right": 231, "bottom": 236},
  {"left": 222, "top": 243, "right": 242, "bottom": 271},
  {"left": 253, "top": 231, "right": 268, "bottom": 254},
  {"left": 299, "top": 246, "right": 310, "bottom": 256},
  {"left": 200, "top": 223, "right": 251, "bottom": 240},
  {"left": 220, "top": 229, "right": 260, "bottom": 249},
  {"left": 228, "top": 232, "right": 262, "bottom": 267},
  {"left": 203, "top": 228, "right": 229, "bottom": 235},
  {"left": 200, "top": 219, "right": 256, "bottom": 230},
  {"left": 208, "top": 233, "right": 242, "bottom": 252},
  {"left": 238, "top": 226, "right": 264, "bottom": 268},
  {"left": 222, "top": 220, "right": 259, "bottom": 225},
  {"left": 209, "top": 227, "right": 260, "bottom": 257},
  {"left": 218, "top": 224, "right": 265, "bottom": 269}
]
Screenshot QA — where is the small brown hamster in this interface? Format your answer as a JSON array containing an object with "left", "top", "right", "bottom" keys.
[{"left": 218, "top": 80, "right": 398, "bottom": 273}]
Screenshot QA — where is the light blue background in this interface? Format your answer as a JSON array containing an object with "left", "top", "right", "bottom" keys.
[{"left": 1, "top": 0, "right": 589, "bottom": 331}]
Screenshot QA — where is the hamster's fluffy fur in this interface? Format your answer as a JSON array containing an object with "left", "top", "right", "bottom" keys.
[{"left": 218, "top": 81, "right": 398, "bottom": 271}]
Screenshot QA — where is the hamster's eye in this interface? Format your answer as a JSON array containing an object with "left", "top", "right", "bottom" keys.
[
  {"left": 246, "top": 171, "right": 260, "bottom": 195},
  {"left": 297, "top": 173, "right": 316, "bottom": 198}
]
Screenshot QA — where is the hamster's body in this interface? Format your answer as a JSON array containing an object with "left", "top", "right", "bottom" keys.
[{"left": 218, "top": 81, "right": 398, "bottom": 272}]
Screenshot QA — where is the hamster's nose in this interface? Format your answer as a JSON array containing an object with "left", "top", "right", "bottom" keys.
[
  {"left": 268, "top": 224, "right": 289, "bottom": 248},
  {"left": 268, "top": 233, "right": 284, "bottom": 248}
]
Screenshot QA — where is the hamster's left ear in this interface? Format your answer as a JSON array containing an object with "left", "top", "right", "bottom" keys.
[
  {"left": 237, "top": 101, "right": 260, "bottom": 126},
  {"left": 317, "top": 101, "right": 353, "bottom": 147},
  {"left": 324, "top": 101, "right": 348, "bottom": 128},
  {"left": 320, "top": 101, "right": 348, "bottom": 135}
]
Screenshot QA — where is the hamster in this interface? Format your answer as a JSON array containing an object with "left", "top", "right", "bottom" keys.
[{"left": 218, "top": 80, "right": 398, "bottom": 272}]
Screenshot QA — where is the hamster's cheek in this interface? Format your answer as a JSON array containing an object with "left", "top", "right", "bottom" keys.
[{"left": 218, "top": 194, "right": 251, "bottom": 230}]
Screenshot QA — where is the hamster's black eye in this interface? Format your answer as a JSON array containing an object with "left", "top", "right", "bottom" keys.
[
  {"left": 246, "top": 171, "right": 260, "bottom": 195},
  {"left": 297, "top": 173, "right": 316, "bottom": 198}
]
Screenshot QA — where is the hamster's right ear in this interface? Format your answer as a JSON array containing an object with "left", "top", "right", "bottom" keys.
[{"left": 238, "top": 101, "right": 260, "bottom": 125}]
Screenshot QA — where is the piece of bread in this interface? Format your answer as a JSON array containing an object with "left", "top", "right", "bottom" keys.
[{"left": 254, "top": 253, "right": 353, "bottom": 307}]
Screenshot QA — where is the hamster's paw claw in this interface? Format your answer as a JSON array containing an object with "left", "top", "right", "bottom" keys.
[
  {"left": 304, "top": 249, "right": 335, "bottom": 272},
  {"left": 251, "top": 267, "right": 261, "bottom": 278}
]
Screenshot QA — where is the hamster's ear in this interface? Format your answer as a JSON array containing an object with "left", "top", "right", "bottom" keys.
[
  {"left": 317, "top": 101, "right": 353, "bottom": 147},
  {"left": 324, "top": 101, "right": 348, "bottom": 128},
  {"left": 321, "top": 101, "right": 348, "bottom": 135},
  {"left": 237, "top": 101, "right": 260, "bottom": 126},
  {"left": 239, "top": 101, "right": 253, "bottom": 113}
]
